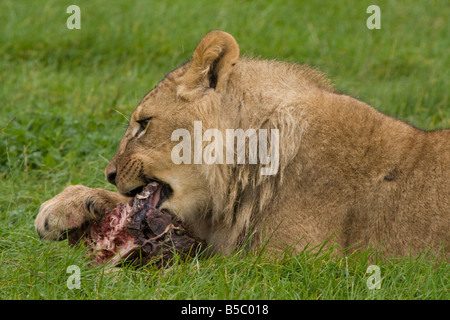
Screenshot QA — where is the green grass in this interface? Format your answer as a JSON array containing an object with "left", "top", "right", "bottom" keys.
[
  {"left": 0, "top": 0, "right": 448, "bottom": 300},
  {"left": 1, "top": 241, "right": 448, "bottom": 299}
]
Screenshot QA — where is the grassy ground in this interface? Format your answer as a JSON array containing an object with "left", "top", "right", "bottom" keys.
[{"left": 0, "top": 0, "right": 448, "bottom": 300}]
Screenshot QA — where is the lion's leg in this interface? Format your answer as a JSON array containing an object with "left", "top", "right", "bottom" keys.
[{"left": 35, "top": 185, "right": 131, "bottom": 241}]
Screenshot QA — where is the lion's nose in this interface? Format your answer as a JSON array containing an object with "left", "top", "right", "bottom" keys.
[
  {"left": 105, "top": 162, "right": 117, "bottom": 185},
  {"left": 107, "top": 171, "right": 117, "bottom": 185}
]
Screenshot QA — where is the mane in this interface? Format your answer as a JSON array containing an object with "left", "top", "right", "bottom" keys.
[{"left": 198, "top": 57, "right": 321, "bottom": 252}]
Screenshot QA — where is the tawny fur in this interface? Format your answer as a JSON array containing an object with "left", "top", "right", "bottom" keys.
[{"left": 35, "top": 31, "right": 449, "bottom": 258}]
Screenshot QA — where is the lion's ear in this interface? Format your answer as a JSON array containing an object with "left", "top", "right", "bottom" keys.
[{"left": 177, "top": 31, "right": 239, "bottom": 99}]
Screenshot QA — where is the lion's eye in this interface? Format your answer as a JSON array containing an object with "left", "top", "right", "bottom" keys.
[{"left": 135, "top": 118, "right": 151, "bottom": 137}]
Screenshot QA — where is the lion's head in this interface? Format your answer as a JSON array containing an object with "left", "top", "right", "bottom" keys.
[{"left": 104, "top": 31, "right": 242, "bottom": 238}]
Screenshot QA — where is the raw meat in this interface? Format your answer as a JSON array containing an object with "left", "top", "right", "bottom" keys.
[{"left": 70, "top": 183, "right": 204, "bottom": 267}]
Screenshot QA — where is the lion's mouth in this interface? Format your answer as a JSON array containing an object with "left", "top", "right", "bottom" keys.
[{"left": 126, "top": 178, "right": 173, "bottom": 209}]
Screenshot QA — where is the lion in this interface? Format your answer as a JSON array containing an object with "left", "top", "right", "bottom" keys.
[{"left": 35, "top": 30, "right": 449, "bottom": 258}]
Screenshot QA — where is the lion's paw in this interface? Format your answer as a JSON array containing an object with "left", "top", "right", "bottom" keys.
[{"left": 35, "top": 185, "right": 100, "bottom": 241}]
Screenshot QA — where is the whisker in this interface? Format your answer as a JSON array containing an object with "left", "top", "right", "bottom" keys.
[
  {"left": 146, "top": 137, "right": 172, "bottom": 154},
  {"left": 98, "top": 154, "right": 110, "bottom": 164},
  {"left": 114, "top": 109, "right": 129, "bottom": 122}
]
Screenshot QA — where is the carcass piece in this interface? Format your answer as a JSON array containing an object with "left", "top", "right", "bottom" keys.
[{"left": 77, "top": 183, "right": 204, "bottom": 267}]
